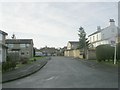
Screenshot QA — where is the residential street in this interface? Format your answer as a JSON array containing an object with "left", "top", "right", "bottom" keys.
[{"left": 3, "top": 56, "right": 118, "bottom": 88}]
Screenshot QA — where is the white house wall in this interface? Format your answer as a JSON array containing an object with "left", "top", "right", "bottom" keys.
[
  {"left": 0, "top": 46, "right": 2, "bottom": 63},
  {"left": 101, "top": 26, "right": 117, "bottom": 40},
  {"left": 0, "top": 34, "right": 2, "bottom": 43},
  {"left": 89, "top": 32, "right": 101, "bottom": 43},
  {"left": 0, "top": 34, "right": 2, "bottom": 63},
  {"left": 67, "top": 42, "right": 71, "bottom": 50}
]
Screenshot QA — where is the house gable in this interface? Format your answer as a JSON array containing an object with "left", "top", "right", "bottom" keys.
[
  {"left": 67, "top": 41, "right": 79, "bottom": 50},
  {"left": 88, "top": 19, "right": 118, "bottom": 48}
]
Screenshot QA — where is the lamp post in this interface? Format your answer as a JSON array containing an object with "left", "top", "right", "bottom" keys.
[{"left": 114, "top": 35, "right": 117, "bottom": 64}]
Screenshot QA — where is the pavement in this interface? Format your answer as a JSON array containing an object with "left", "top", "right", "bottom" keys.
[
  {"left": 2, "top": 56, "right": 118, "bottom": 88},
  {"left": 75, "top": 58, "right": 118, "bottom": 73},
  {"left": 2, "top": 57, "right": 50, "bottom": 83}
]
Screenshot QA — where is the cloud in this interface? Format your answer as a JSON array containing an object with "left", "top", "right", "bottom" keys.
[
  {"left": 0, "top": 2, "right": 118, "bottom": 48},
  {"left": 0, "top": 0, "right": 119, "bottom": 2}
]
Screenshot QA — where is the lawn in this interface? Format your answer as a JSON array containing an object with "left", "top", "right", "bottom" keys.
[
  {"left": 15, "top": 56, "right": 45, "bottom": 69},
  {"left": 2, "top": 56, "right": 45, "bottom": 73},
  {"left": 100, "top": 61, "right": 118, "bottom": 67},
  {"left": 90, "top": 59, "right": 118, "bottom": 67},
  {"left": 29, "top": 56, "right": 45, "bottom": 61}
]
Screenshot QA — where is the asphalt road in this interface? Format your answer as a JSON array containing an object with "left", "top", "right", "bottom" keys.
[{"left": 3, "top": 56, "right": 118, "bottom": 88}]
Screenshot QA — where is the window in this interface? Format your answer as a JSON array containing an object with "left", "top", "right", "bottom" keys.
[
  {"left": 21, "top": 52, "right": 25, "bottom": 55},
  {"left": 97, "top": 34, "right": 98, "bottom": 40},
  {"left": 0, "top": 34, "right": 2, "bottom": 40},
  {"left": 26, "top": 44, "right": 29, "bottom": 48},
  {"left": 93, "top": 36, "right": 95, "bottom": 42},
  {"left": 8, "top": 44, "right": 14, "bottom": 48},
  {"left": 20, "top": 44, "right": 29, "bottom": 48},
  {"left": 90, "top": 37, "right": 92, "bottom": 42},
  {"left": 102, "top": 34, "right": 104, "bottom": 38},
  {"left": 20, "top": 44, "right": 26, "bottom": 48}
]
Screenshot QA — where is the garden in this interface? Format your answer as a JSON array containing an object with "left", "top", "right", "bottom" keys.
[{"left": 2, "top": 56, "right": 45, "bottom": 73}]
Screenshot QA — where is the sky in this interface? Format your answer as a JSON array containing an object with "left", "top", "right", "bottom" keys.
[{"left": 0, "top": 1, "right": 119, "bottom": 49}]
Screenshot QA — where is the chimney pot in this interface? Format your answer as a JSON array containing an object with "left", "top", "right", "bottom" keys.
[
  {"left": 110, "top": 19, "right": 115, "bottom": 22},
  {"left": 109, "top": 19, "right": 115, "bottom": 26}
]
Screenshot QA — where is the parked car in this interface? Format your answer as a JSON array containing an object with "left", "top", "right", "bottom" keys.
[{"left": 35, "top": 52, "right": 44, "bottom": 57}]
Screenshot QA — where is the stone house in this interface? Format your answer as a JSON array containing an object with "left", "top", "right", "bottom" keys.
[
  {"left": 40, "top": 46, "right": 58, "bottom": 56},
  {"left": 57, "top": 46, "right": 67, "bottom": 56},
  {"left": 6, "top": 39, "right": 34, "bottom": 61},
  {"left": 64, "top": 41, "right": 83, "bottom": 58},
  {"left": 0, "top": 30, "right": 8, "bottom": 63}
]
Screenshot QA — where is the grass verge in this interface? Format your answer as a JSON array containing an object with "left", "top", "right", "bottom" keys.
[
  {"left": 90, "top": 59, "right": 118, "bottom": 67},
  {"left": 15, "top": 56, "right": 45, "bottom": 69}
]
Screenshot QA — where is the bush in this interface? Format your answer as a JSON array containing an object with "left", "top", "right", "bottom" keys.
[
  {"left": 10, "top": 61, "right": 16, "bottom": 69},
  {"left": 2, "top": 60, "right": 16, "bottom": 72},
  {"left": 117, "top": 43, "right": 120, "bottom": 60},
  {"left": 34, "top": 58, "right": 36, "bottom": 61},
  {"left": 96, "top": 44, "right": 114, "bottom": 62},
  {"left": 20, "top": 57, "right": 29, "bottom": 64}
]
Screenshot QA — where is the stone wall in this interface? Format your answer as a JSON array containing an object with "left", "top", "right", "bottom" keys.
[
  {"left": 86, "top": 49, "right": 96, "bottom": 60},
  {"left": 64, "top": 49, "right": 83, "bottom": 58}
]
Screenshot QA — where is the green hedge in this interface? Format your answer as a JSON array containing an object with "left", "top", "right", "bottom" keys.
[
  {"left": 117, "top": 43, "right": 120, "bottom": 60},
  {"left": 96, "top": 44, "right": 114, "bottom": 62},
  {"left": 2, "top": 60, "right": 16, "bottom": 72},
  {"left": 2, "top": 56, "right": 17, "bottom": 72}
]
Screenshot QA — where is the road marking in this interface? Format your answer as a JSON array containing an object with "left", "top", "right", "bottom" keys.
[
  {"left": 45, "top": 76, "right": 59, "bottom": 81},
  {"left": 46, "top": 76, "right": 55, "bottom": 80}
]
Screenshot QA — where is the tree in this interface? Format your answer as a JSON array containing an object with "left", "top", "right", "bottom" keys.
[
  {"left": 78, "top": 27, "right": 89, "bottom": 58},
  {"left": 11, "top": 34, "right": 16, "bottom": 39}
]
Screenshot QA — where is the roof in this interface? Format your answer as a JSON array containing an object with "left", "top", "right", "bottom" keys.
[
  {"left": 88, "top": 30, "right": 101, "bottom": 37},
  {"left": 0, "top": 30, "right": 8, "bottom": 35},
  {"left": 6, "top": 39, "right": 33, "bottom": 44},
  {"left": 88, "top": 26, "right": 111, "bottom": 37},
  {"left": 68, "top": 41, "right": 79, "bottom": 44},
  {"left": 88, "top": 19, "right": 118, "bottom": 37}
]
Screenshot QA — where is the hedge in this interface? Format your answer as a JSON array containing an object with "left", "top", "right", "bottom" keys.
[
  {"left": 116, "top": 43, "right": 120, "bottom": 60},
  {"left": 2, "top": 60, "right": 16, "bottom": 72},
  {"left": 96, "top": 44, "right": 114, "bottom": 62}
]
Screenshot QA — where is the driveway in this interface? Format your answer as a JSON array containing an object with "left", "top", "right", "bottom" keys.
[{"left": 2, "top": 56, "right": 118, "bottom": 88}]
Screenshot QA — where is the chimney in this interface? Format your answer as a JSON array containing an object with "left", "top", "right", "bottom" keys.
[
  {"left": 109, "top": 19, "right": 115, "bottom": 26},
  {"left": 97, "top": 26, "right": 101, "bottom": 31}
]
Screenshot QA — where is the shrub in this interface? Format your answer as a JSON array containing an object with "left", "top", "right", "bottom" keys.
[
  {"left": 117, "top": 43, "right": 120, "bottom": 61},
  {"left": 96, "top": 44, "right": 114, "bottom": 62},
  {"left": 10, "top": 60, "right": 16, "bottom": 69},
  {"left": 20, "top": 57, "right": 29, "bottom": 64},
  {"left": 34, "top": 58, "right": 36, "bottom": 61},
  {"left": 2, "top": 60, "right": 16, "bottom": 72},
  {"left": 2, "top": 62, "right": 9, "bottom": 72}
]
